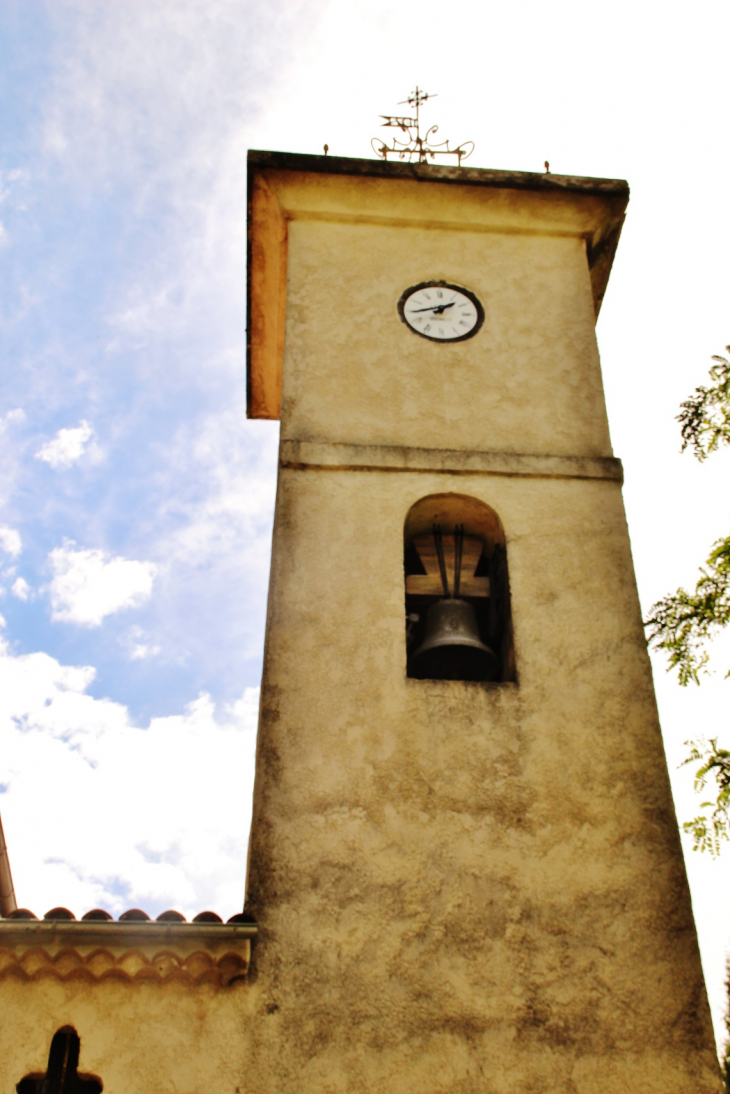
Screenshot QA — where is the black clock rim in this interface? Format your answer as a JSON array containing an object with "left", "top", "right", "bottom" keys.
[{"left": 397, "top": 280, "right": 485, "bottom": 343}]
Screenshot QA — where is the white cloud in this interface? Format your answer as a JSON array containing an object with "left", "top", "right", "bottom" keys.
[
  {"left": 0, "top": 526, "right": 22, "bottom": 558},
  {"left": 0, "top": 168, "right": 29, "bottom": 202},
  {"left": 129, "top": 642, "right": 160, "bottom": 661},
  {"left": 124, "top": 626, "right": 161, "bottom": 661},
  {"left": 0, "top": 637, "right": 258, "bottom": 918},
  {"left": 11, "top": 577, "right": 30, "bottom": 601},
  {"left": 48, "top": 542, "right": 157, "bottom": 626},
  {"left": 35, "top": 419, "right": 95, "bottom": 469}
]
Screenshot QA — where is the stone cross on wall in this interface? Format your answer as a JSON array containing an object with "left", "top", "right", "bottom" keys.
[{"left": 16, "top": 1029, "right": 101, "bottom": 1094}]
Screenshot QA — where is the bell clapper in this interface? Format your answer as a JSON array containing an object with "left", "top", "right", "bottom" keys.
[{"left": 433, "top": 523, "right": 450, "bottom": 597}]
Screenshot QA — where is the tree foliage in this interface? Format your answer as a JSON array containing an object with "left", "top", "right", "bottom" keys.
[
  {"left": 680, "top": 739, "right": 730, "bottom": 855},
  {"left": 645, "top": 538, "right": 730, "bottom": 687},
  {"left": 678, "top": 349, "right": 730, "bottom": 460},
  {"left": 646, "top": 349, "right": 730, "bottom": 855}
]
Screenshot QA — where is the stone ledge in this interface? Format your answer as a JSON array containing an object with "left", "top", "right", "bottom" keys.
[
  {"left": 0, "top": 922, "right": 256, "bottom": 988},
  {"left": 280, "top": 440, "right": 623, "bottom": 483}
]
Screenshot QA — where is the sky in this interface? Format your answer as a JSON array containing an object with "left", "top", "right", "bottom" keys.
[{"left": 1, "top": 0, "right": 730, "bottom": 1048}]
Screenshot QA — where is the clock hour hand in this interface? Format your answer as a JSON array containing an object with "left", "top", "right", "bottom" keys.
[{"left": 410, "top": 302, "right": 456, "bottom": 315}]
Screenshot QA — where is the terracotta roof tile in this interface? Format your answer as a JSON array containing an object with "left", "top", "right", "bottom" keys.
[{"left": 1, "top": 906, "right": 256, "bottom": 925}]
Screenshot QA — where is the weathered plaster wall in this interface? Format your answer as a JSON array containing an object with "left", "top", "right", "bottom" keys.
[
  {"left": 0, "top": 924, "right": 254, "bottom": 1093},
  {"left": 281, "top": 221, "right": 612, "bottom": 459},
  {"left": 245, "top": 466, "right": 720, "bottom": 1092},
  {"left": 0, "top": 976, "right": 253, "bottom": 1092}
]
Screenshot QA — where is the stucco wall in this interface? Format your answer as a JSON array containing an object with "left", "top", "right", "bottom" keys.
[
  {"left": 244, "top": 465, "right": 720, "bottom": 1093},
  {"left": 0, "top": 976, "right": 253, "bottom": 1093},
  {"left": 0, "top": 924, "right": 254, "bottom": 1093},
  {"left": 281, "top": 221, "right": 612, "bottom": 459}
]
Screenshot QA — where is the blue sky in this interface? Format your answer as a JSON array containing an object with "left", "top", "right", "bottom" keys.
[
  {"left": 2, "top": 0, "right": 730, "bottom": 1045},
  {"left": 0, "top": 0, "right": 304, "bottom": 920},
  {"left": 0, "top": 2, "right": 295, "bottom": 719}
]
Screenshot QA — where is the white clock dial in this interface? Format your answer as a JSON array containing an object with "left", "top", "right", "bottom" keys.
[{"left": 398, "top": 281, "right": 484, "bottom": 343}]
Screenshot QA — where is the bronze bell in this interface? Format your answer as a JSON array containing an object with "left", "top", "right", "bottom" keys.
[
  {"left": 409, "top": 597, "right": 498, "bottom": 681},
  {"left": 408, "top": 523, "right": 498, "bottom": 681}
]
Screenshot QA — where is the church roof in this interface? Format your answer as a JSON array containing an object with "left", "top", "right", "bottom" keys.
[
  {"left": 0, "top": 908, "right": 257, "bottom": 987},
  {"left": 2, "top": 906, "right": 254, "bottom": 923},
  {"left": 247, "top": 148, "right": 629, "bottom": 199}
]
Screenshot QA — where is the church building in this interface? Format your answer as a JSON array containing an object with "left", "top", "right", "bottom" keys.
[{"left": 0, "top": 144, "right": 721, "bottom": 1093}]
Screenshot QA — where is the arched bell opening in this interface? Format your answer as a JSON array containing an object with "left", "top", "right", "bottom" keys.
[{"left": 404, "top": 493, "right": 516, "bottom": 683}]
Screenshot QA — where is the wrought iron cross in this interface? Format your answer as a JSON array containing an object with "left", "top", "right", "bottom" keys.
[
  {"left": 17, "top": 1028, "right": 102, "bottom": 1094},
  {"left": 372, "top": 87, "right": 474, "bottom": 165}
]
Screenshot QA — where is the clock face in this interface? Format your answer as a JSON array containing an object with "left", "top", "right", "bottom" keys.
[{"left": 398, "top": 281, "right": 484, "bottom": 343}]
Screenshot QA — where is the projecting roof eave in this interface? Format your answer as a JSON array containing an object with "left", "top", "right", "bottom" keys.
[
  {"left": 247, "top": 148, "right": 630, "bottom": 200},
  {"left": 0, "top": 919, "right": 257, "bottom": 987},
  {"left": 246, "top": 150, "right": 629, "bottom": 421}
]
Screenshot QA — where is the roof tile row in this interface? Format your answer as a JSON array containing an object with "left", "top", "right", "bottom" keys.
[{"left": 2, "top": 907, "right": 254, "bottom": 924}]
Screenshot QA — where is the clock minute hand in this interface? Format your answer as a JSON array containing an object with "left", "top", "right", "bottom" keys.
[{"left": 410, "top": 302, "right": 456, "bottom": 314}]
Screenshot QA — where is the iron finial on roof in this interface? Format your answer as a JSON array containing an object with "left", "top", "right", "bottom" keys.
[{"left": 371, "top": 87, "right": 474, "bottom": 166}]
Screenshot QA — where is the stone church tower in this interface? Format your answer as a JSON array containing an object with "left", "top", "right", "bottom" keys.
[
  {"left": 243, "top": 149, "right": 721, "bottom": 1092},
  {"left": 0, "top": 149, "right": 721, "bottom": 1093}
]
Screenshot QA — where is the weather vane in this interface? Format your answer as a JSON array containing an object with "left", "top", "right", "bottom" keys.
[{"left": 371, "top": 87, "right": 474, "bottom": 165}]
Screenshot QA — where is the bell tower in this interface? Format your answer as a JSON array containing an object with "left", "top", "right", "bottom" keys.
[{"left": 243, "top": 149, "right": 720, "bottom": 1092}]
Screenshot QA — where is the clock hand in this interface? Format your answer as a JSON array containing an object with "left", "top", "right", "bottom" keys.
[{"left": 410, "top": 302, "right": 456, "bottom": 314}]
